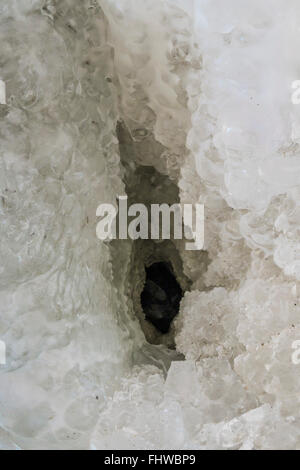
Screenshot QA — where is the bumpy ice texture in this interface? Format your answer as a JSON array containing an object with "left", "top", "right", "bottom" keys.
[{"left": 1, "top": 0, "right": 300, "bottom": 450}]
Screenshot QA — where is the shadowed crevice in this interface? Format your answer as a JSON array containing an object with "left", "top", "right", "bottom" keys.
[{"left": 141, "top": 262, "right": 183, "bottom": 334}]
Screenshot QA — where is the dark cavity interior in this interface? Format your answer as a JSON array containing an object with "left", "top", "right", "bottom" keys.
[{"left": 141, "top": 262, "right": 183, "bottom": 334}]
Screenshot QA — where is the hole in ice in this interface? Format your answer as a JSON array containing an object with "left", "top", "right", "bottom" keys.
[{"left": 141, "top": 262, "right": 183, "bottom": 334}]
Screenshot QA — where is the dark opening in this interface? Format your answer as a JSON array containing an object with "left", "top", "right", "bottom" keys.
[{"left": 141, "top": 262, "right": 183, "bottom": 334}]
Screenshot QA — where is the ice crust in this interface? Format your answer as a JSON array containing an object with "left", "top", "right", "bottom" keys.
[{"left": 1, "top": 0, "right": 300, "bottom": 449}]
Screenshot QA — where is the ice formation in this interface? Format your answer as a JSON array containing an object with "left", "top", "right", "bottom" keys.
[{"left": 1, "top": 0, "right": 300, "bottom": 450}]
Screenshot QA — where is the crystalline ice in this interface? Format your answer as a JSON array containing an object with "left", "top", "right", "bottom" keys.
[{"left": 1, "top": 0, "right": 300, "bottom": 450}]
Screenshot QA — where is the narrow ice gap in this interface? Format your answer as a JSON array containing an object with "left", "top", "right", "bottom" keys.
[{"left": 1, "top": 0, "right": 300, "bottom": 451}]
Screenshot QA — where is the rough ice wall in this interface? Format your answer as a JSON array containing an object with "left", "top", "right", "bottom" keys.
[
  {"left": 1, "top": 0, "right": 300, "bottom": 450},
  {"left": 0, "top": 0, "right": 138, "bottom": 449}
]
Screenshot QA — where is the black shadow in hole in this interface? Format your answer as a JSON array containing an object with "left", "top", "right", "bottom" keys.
[{"left": 141, "top": 262, "right": 183, "bottom": 334}]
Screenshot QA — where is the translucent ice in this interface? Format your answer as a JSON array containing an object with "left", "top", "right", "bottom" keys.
[{"left": 1, "top": 0, "right": 300, "bottom": 450}]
